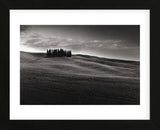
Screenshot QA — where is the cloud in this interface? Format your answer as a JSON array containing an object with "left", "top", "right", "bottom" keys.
[
  {"left": 21, "top": 32, "right": 132, "bottom": 53},
  {"left": 83, "top": 39, "right": 125, "bottom": 50},
  {"left": 20, "top": 25, "right": 31, "bottom": 32},
  {"left": 20, "top": 32, "right": 139, "bottom": 60}
]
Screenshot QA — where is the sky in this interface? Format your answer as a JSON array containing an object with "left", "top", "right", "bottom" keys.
[{"left": 20, "top": 25, "right": 140, "bottom": 61}]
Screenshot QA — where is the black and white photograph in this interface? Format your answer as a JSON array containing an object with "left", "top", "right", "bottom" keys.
[
  {"left": 20, "top": 25, "right": 140, "bottom": 105},
  {"left": 0, "top": 1, "right": 156, "bottom": 128}
]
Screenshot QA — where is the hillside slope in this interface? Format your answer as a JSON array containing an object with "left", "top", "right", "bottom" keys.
[{"left": 20, "top": 51, "right": 140, "bottom": 104}]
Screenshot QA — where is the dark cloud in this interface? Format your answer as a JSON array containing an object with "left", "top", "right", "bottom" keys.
[{"left": 20, "top": 25, "right": 31, "bottom": 32}]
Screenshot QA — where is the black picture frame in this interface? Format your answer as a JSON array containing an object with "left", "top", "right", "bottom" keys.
[{"left": 0, "top": 0, "right": 158, "bottom": 129}]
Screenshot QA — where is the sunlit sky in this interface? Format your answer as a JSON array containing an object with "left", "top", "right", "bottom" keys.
[{"left": 20, "top": 25, "right": 140, "bottom": 61}]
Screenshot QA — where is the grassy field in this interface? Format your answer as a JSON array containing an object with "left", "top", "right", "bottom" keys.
[{"left": 20, "top": 51, "right": 140, "bottom": 105}]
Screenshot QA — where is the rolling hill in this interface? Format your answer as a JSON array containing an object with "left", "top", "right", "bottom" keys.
[{"left": 20, "top": 51, "right": 140, "bottom": 105}]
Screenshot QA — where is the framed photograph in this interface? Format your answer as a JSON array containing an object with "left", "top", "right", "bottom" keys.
[
  {"left": 1, "top": 0, "right": 158, "bottom": 129},
  {"left": 9, "top": 10, "right": 149, "bottom": 120}
]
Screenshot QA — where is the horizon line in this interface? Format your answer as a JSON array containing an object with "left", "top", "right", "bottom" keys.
[{"left": 20, "top": 50, "right": 139, "bottom": 62}]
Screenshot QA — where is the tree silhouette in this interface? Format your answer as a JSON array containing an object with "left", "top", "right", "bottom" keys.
[{"left": 46, "top": 48, "right": 72, "bottom": 57}]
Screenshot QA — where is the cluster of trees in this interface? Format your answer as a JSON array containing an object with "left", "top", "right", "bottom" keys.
[{"left": 47, "top": 48, "right": 72, "bottom": 57}]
